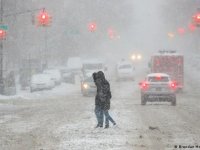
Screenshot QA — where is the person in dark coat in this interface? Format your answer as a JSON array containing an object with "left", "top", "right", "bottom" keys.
[
  {"left": 97, "top": 71, "right": 116, "bottom": 128},
  {"left": 92, "top": 72, "right": 104, "bottom": 128}
]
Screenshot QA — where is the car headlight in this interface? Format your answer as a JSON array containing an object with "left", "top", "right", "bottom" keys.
[
  {"left": 131, "top": 55, "right": 136, "bottom": 60},
  {"left": 83, "top": 83, "right": 89, "bottom": 89},
  {"left": 137, "top": 54, "right": 142, "bottom": 60}
]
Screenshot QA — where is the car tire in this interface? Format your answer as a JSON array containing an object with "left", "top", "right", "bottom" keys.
[
  {"left": 82, "top": 92, "right": 88, "bottom": 97},
  {"left": 30, "top": 88, "right": 35, "bottom": 93},
  {"left": 171, "top": 96, "right": 176, "bottom": 106},
  {"left": 81, "top": 90, "right": 87, "bottom": 97},
  {"left": 141, "top": 95, "right": 146, "bottom": 105}
]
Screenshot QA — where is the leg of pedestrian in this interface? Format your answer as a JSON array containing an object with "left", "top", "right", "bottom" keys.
[{"left": 104, "top": 110, "right": 116, "bottom": 128}]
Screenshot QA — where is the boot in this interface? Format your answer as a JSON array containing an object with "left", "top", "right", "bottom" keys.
[
  {"left": 104, "top": 125, "right": 109, "bottom": 129},
  {"left": 95, "top": 124, "right": 99, "bottom": 128},
  {"left": 95, "top": 124, "right": 103, "bottom": 128}
]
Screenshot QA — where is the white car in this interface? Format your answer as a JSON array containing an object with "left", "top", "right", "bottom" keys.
[
  {"left": 43, "top": 69, "right": 62, "bottom": 85},
  {"left": 139, "top": 73, "right": 177, "bottom": 106},
  {"left": 116, "top": 61, "right": 135, "bottom": 81},
  {"left": 30, "top": 74, "right": 55, "bottom": 92}
]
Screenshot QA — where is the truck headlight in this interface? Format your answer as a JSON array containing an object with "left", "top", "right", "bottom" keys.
[{"left": 131, "top": 55, "right": 136, "bottom": 60}]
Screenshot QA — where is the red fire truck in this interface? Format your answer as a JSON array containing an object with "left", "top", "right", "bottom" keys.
[{"left": 149, "top": 50, "right": 184, "bottom": 90}]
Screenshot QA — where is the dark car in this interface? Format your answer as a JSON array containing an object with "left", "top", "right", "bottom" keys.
[{"left": 81, "top": 76, "right": 96, "bottom": 96}]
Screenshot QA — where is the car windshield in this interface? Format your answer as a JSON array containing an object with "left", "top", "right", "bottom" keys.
[
  {"left": 148, "top": 76, "right": 169, "bottom": 82},
  {"left": 83, "top": 64, "right": 103, "bottom": 70},
  {"left": 119, "top": 64, "right": 132, "bottom": 69},
  {"left": 84, "top": 77, "right": 93, "bottom": 82}
]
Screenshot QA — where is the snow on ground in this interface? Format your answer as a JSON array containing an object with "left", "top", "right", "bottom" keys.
[
  {"left": 184, "top": 54, "right": 200, "bottom": 95},
  {"left": 55, "top": 55, "right": 200, "bottom": 150},
  {"left": 55, "top": 81, "right": 150, "bottom": 150},
  {"left": 0, "top": 83, "right": 80, "bottom": 101},
  {"left": 1, "top": 53, "right": 200, "bottom": 150}
]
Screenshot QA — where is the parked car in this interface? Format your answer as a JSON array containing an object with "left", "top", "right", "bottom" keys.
[
  {"left": 67, "top": 57, "right": 83, "bottom": 75},
  {"left": 116, "top": 60, "right": 135, "bottom": 81},
  {"left": 30, "top": 74, "right": 55, "bottom": 92},
  {"left": 61, "top": 68, "right": 75, "bottom": 84},
  {"left": 43, "top": 69, "right": 62, "bottom": 85},
  {"left": 81, "top": 76, "right": 96, "bottom": 96},
  {"left": 139, "top": 73, "right": 177, "bottom": 106}
]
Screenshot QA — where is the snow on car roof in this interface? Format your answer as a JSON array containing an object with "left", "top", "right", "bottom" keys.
[
  {"left": 154, "top": 53, "right": 182, "bottom": 56},
  {"left": 153, "top": 51, "right": 182, "bottom": 56},
  {"left": 147, "top": 73, "right": 169, "bottom": 77},
  {"left": 117, "top": 60, "right": 132, "bottom": 66},
  {"left": 82, "top": 59, "right": 104, "bottom": 64}
]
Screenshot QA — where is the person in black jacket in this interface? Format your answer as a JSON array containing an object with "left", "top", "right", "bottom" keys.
[
  {"left": 97, "top": 71, "right": 116, "bottom": 129},
  {"left": 92, "top": 72, "right": 104, "bottom": 128}
]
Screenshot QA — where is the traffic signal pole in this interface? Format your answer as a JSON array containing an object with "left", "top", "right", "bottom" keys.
[
  {"left": 44, "top": 27, "right": 48, "bottom": 69},
  {"left": 0, "top": 0, "right": 4, "bottom": 94},
  {"left": 0, "top": 5, "right": 48, "bottom": 94}
]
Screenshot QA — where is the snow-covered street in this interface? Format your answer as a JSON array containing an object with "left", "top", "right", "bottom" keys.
[
  {"left": 1, "top": 59, "right": 200, "bottom": 150},
  {"left": 1, "top": 0, "right": 200, "bottom": 149}
]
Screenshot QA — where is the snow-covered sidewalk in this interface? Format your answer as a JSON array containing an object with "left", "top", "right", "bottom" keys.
[{"left": 0, "top": 83, "right": 80, "bottom": 101}]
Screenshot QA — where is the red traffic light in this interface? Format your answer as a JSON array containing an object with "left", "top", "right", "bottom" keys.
[
  {"left": 88, "top": 22, "right": 97, "bottom": 32},
  {"left": 192, "top": 13, "right": 200, "bottom": 27},
  {"left": 177, "top": 28, "right": 185, "bottom": 35},
  {"left": 188, "top": 23, "right": 196, "bottom": 31},
  {"left": 194, "top": 13, "right": 200, "bottom": 22},
  {"left": 107, "top": 28, "right": 120, "bottom": 39},
  {"left": 108, "top": 28, "right": 115, "bottom": 39},
  {"left": 0, "top": 29, "right": 6, "bottom": 40},
  {"left": 37, "top": 9, "right": 51, "bottom": 26}
]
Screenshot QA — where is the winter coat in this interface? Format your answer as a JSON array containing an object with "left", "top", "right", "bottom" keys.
[
  {"left": 96, "top": 71, "right": 112, "bottom": 110},
  {"left": 93, "top": 73, "right": 102, "bottom": 107}
]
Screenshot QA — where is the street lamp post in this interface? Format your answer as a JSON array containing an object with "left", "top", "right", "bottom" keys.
[{"left": 0, "top": 0, "right": 4, "bottom": 94}]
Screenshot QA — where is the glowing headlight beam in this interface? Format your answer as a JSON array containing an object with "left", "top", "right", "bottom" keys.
[
  {"left": 83, "top": 83, "right": 88, "bottom": 89},
  {"left": 131, "top": 55, "right": 136, "bottom": 60},
  {"left": 137, "top": 54, "right": 142, "bottom": 60}
]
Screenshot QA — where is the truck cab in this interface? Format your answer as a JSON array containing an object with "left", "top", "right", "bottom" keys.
[{"left": 149, "top": 50, "right": 184, "bottom": 90}]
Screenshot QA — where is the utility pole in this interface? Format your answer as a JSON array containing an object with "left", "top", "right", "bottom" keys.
[{"left": 0, "top": 0, "right": 4, "bottom": 94}]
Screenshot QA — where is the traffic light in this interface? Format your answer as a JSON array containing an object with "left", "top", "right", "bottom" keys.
[
  {"left": 192, "top": 13, "right": 200, "bottom": 27},
  {"left": 88, "top": 22, "right": 97, "bottom": 32},
  {"left": 188, "top": 23, "right": 196, "bottom": 31},
  {"left": 37, "top": 9, "right": 52, "bottom": 26},
  {"left": 108, "top": 28, "right": 114, "bottom": 39},
  {"left": 0, "top": 29, "right": 6, "bottom": 40},
  {"left": 177, "top": 28, "right": 185, "bottom": 35}
]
